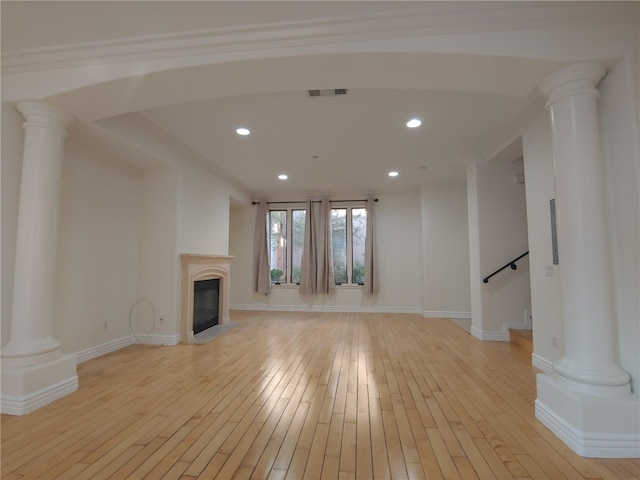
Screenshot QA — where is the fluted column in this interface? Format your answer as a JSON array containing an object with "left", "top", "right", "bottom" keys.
[
  {"left": 2, "top": 102, "right": 74, "bottom": 367},
  {"left": 538, "top": 63, "right": 630, "bottom": 397}
]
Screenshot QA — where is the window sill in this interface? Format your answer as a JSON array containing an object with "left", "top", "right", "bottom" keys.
[
  {"left": 270, "top": 283, "right": 364, "bottom": 290},
  {"left": 270, "top": 283, "right": 299, "bottom": 289}
]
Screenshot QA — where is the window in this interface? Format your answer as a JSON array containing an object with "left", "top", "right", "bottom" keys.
[
  {"left": 268, "top": 210, "right": 287, "bottom": 283},
  {"left": 331, "top": 206, "right": 367, "bottom": 285},
  {"left": 291, "top": 209, "right": 306, "bottom": 283},
  {"left": 269, "top": 203, "right": 367, "bottom": 286},
  {"left": 331, "top": 209, "right": 347, "bottom": 284},
  {"left": 351, "top": 208, "right": 367, "bottom": 284},
  {"left": 268, "top": 206, "right": 306, "bottom": 284}
]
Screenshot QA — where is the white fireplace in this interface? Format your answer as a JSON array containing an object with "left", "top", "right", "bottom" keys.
[{"left": 180, "top": 254, "right": 233, "bottom": 343}]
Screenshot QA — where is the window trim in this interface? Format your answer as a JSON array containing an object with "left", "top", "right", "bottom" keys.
[
  {"left": 268, "top": 209, "right": 288, "bottom": 284},
  {"left": 268, "top": 201, "right": 367, "bottom": 288},
  {"left": 331, "top": 202, "right": 367, "bottom": 287},
  {"left": 290, "top": 208, "right": 306, "bottom": 285},
  {"left": 268, "top": 203, "right": 305, "bottom": 285},
  {"left": 349, "top": 206, "right": 367, "bottom": 286}
]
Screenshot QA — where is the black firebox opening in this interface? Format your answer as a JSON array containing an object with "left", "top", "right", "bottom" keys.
[{"left": 193, "top": 278, "right": 219, "bottom": 335}]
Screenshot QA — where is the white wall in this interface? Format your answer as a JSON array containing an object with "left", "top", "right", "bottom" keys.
[
  {"left": 467, "top": 156, "right": 531, "bottom": 339},
  {"left": 522, "top": 112, "right": 563, "bottom": 369},
  {"left": 1, "top": 104, "right": 25, "bottom": 347},
  {"left": 137, "top": 168, "right": 179, "bottom": 338},
  {"left": 598, "top": 57, "right": 640, "bottom": 391},
  {"left": 229, "top": 205, "right": 255, "bottom": 307},
  {"left": 94, "top": 114, "right": 250, "bottom": 340},
  {"left": 419, "top": 184, "right": 471, "bottom": 316},
  {"left": 1, "top": 103, "right": 147, "bottom": 354},
  {"left": 467, "top": 160, "right": 483, "bottom": 333},
  {"left": 176, "top": 162, "right": 230, "bottom": 256},
  {"left": 375, "top": 193, "right": 421, "bottom": 311},
  {"left": 229, "top": 192, "right": 422, "bottom": 312},
  {"left": 2, "top": 101, "right": 246, "bottom": 354},
  {"left": 54, "top": 144, "right": 144, "bottom": 353}
]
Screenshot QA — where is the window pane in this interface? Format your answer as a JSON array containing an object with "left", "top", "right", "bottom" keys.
[
  {"left": 269, "top": 210, "right": 287, "bottom": 283},
  {"left": 331, "top": 209, "right": 347, "bottom": 284},
  {"left": 291, "top": 209, "right": 306, "bottom": 284},
  {"left": 352, "top": 208, "right": 367, "bottom": 284}
]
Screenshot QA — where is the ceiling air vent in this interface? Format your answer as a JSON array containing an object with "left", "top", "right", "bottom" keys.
[{"left": 308, "top": 89, "right": 349, "bottom": 97}]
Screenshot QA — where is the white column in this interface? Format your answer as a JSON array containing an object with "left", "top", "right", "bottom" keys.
[
  {"left": 534, "top": 63, "right": 638, "bottom": 459},
  {"left": 2, "top": 102, "right": 73, "bottom": 366},
  {"left": 1, "top": 102, "right": 78, "bottom": 415},
  {"left": 538, "top": 63, "right": 630, "bottom": 397}
]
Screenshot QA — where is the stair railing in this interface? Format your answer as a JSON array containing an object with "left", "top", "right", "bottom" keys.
[{"left": 482, "top": 251, "right": 529, "bottom": 284}]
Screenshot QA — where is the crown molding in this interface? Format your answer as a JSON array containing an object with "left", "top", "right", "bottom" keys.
[{"left": 3, "top": 3, "right": 636, "bottom": 74}]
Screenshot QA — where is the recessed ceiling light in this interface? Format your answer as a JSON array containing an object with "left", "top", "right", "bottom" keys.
[
  {"left": 278, "top": 174, "right": 288, "bottom": 180},
  {"left": 406, "top": 118, "right": 422, "bottom": 128},
  {"left": 236, "top": 127, "right": 251, "bottom": 136},
  {"left": 388, "top": 171, "right": 399, "bottom": 177}
]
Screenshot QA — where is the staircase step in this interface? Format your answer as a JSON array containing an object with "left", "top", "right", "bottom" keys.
[{"left": 509, "top": 329, "right": 533, "bottom": 353}]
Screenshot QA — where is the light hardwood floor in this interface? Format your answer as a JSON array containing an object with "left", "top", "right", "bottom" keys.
[{"left": 2, "top": 312, "right": 638, "bottom": 479}]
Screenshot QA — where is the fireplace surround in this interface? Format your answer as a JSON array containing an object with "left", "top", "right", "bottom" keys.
[{"left": 180, "top": 254, "right": 233, "bottom": 343}]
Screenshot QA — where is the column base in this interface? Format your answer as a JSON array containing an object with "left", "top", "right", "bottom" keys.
[
  {"left": 1, "top": 353, "right": 78, "bottom": 415},
  {"left": 536, "top": 373, "right": 640, "bottom": 458},
  {"left": 554, "top": 356, "right": 631, "bottom": 396}
]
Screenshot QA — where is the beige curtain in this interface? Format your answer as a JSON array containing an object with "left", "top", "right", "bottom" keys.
[
  {"left": 298, "top": 200, "right": 317, "bottom": 294},
  {"left": 299, "top": 200, "right": 335, "bottom": 294},
  {"left": 318, "top": 200, "right": 335, "bottom": 294},
  {"left": 253, "top": 201, "right": 271, "bottom": 295},
  {"left": 363, "top": 198, "right": 379, "bottom": 295}
]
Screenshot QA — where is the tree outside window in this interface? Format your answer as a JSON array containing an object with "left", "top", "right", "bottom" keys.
[
  {"left": 291, "top": 209, "right": 305, "bottom": 284},
  {"left": 269, "top": 204, "right": 367, "bottom": 286},
  {"left": 269, "top": 210, "right": 286, "bottom": 283},
  {"left": 331, "top": 206, "right": 367, "bottom": 285},
  {"left": 351, "top": 208, "right": 366, "bottom": 284}
]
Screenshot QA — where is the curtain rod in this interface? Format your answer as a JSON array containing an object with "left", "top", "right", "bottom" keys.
[{"left": 252, "top": 199, "right": 378, "bottom": 205}]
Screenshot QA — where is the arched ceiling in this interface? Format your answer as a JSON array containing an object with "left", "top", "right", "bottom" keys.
[
  {"left": 39, "top": 52, "right": 559, "bottom": 121},
  {"left": 2, "top": 1, "right": 637, "bottom": 196}
]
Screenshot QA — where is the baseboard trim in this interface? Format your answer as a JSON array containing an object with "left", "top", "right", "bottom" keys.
[
  {"left": 471, "top": 315, "right": 533, "bottom": 343},
  {"left": 532, "top": 353, "right": 553, "bottom": 373},
  {"left": 470, "top": 326, "right": 510, "bottom": 341},
  {"left": 76, "top": 333, "right": 181, "bottom": 364},
  {"left": 76, "top": 335, "right": 136, "bottom": 364},
  {"left": 231, "top": 304, "right": 421, "bottom": 314},
  {"left": 535, "top": 398, "right": 640, "bottom": 458},
  {"left": 1, "top": 375, "right": 78, "bottom": 416},
  {"left": 133, "top": 333, "right": 181, "bottom": 346},
  {"left": 422, "top": 310, "right": 471, "bottom": 319}
]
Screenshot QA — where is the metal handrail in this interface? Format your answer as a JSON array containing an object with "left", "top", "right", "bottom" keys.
[{"left": 482, "top": 251, "right": 529, "bottom": 284}]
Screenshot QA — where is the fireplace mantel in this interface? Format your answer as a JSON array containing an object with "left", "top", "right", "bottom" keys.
[{"left": 180, "top": 254, "right": 234, "bottom": 343}]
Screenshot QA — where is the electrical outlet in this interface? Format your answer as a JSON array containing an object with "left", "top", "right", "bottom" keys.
[
  {"left": 546, "top": 265, "right": 554, "bottom": 276},
  {"left": 552, "top": 335, "right": 558, "bottom": 348}
]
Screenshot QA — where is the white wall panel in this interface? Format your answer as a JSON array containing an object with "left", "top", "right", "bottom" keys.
[
  {"left": 229, "top": 192, "right": 422, "bottom": 312},
  {"left": 54, "top": 143, "right": 144, "bottom": 354},
  {"left": 522, "top": 112, "right": 563, "bottom": 366},
  {"left": 420, "top": 184, "right": 471, "bottom": 315}
]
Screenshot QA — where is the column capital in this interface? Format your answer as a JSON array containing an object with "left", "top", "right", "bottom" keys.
[
  {"left": 538, "top": 62, "right": 607, "bottom": 109},
  {"left": 17, "top": 101, "right": 74, "bottom": 137}
]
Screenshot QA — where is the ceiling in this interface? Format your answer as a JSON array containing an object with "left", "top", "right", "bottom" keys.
[
  {"left": 139, "top": 87, "right": 532, "bottom": 194},
  {"left": 2, "top": 1, "right": 636, "bottom": 198}
]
